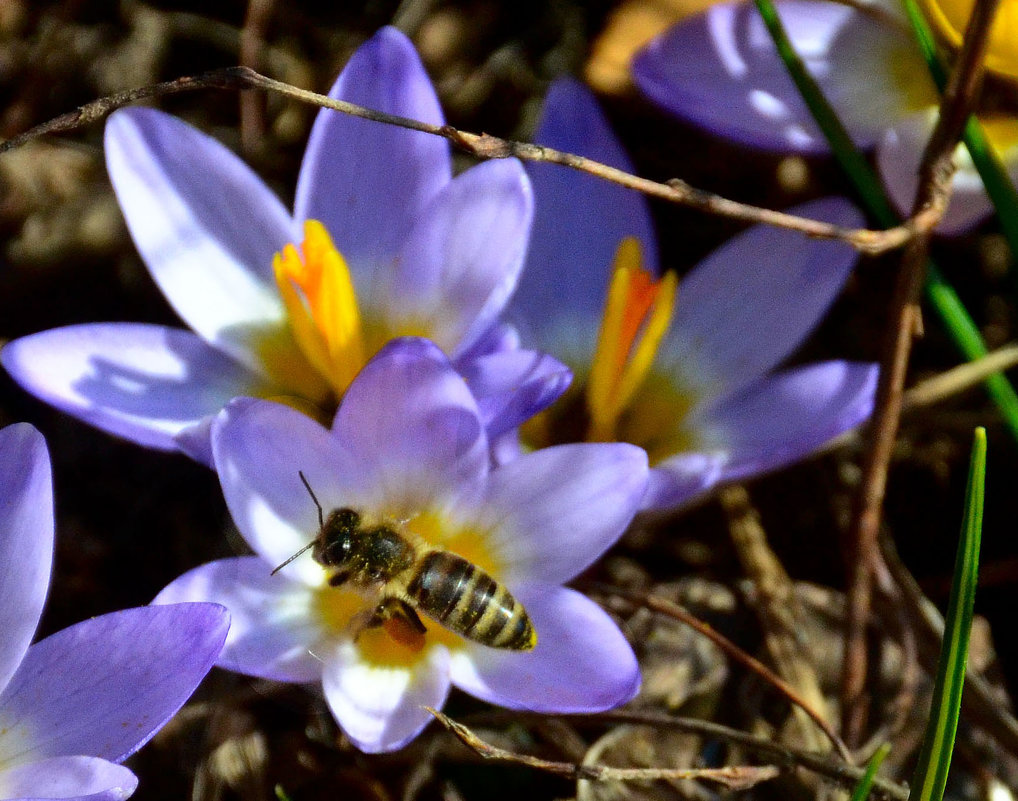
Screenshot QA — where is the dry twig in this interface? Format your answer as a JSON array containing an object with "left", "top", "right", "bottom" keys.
[
  {"left": 720, "top": 485, "right": 836, "bottom": 757},
  {"left": 427, "top": 709, "right": 781, "bottom": 790},
  {"left": 0, "top": 66, "right": 949, "bottom": 255},
  {"left": 595, "top": 584, "right": 853, "bottom": 763},
  {"left": 239, "top": 0, "right": 275, "bottom": 155},
  {"left": 463, "top": 710, "right": 910, "bottom": 801},
  {"left": 841, "top": 0, "right": 1001, "bottom": 746},
  {"left": 902, "top": 343, "right": 1018, "bottom": 411}
]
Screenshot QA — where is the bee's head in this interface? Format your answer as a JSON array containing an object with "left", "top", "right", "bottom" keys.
[{"left": 312, "top": 507, "right": 362, "bottom": 567}]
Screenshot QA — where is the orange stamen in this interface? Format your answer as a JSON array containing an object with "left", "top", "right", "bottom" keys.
[{"left": 586, "top": 238, "right": 678, "bottom": 442}]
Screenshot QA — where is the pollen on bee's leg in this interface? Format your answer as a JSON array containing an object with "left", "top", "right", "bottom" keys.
[{"left": 383, "top": 618, "right": 426, "bottom": 652}]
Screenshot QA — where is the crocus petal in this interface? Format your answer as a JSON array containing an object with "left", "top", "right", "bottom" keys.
[
  {"left": 155, "top": 558, "right": 324, "bottom": 684},
  {"left": 480, "top": 443, "right": 648, "bottom": 585},
  {"left": 173, "top": 417, "right": 217, "bottom": 468},
  {"left": 512, "top": 78, "right": 658, "bottom": 350},
  {"left": 450, "top": 584, "right": 638, "bottom": 712},
  {"left": 453, "top": 322, "right": 520, "bottom": 363},
  {"left": 0, "top": 424, "right": 52, "bottom": 693},
  {"left": 0, "top": 603, "right": 229, "bottom": 765},
  {"left": 332, "top": 339, "right": 489, "bottom": 509},
  {"left": 0, "top": 756, "right": 137, "bottom": 801},
  {"left": 632, "top": 0, "right": 934, "bottom": 153},
  {"left": 642, "top": 451, "right": 727, "bottom": 512},
  {"left": 458, "top": 348, "right": 572, "bottom": 438},
  {"left": 1, "top": 324, "right": 268, "bottom": 460},
  {"left": 321, "top": 642, "right": 450, "bottom": 753},
  {"left": 666, "top": 197, "right": 863, "bottom": 400},
  {"left": 294, "top": 26, "right": 451, "bottom": 285},
  {"left": 696, "top": 360, "right": 878, "bottom": 482},
  {"left": 211, "top": 398, "right": 366, "bottom": 582},
  {"left": 877, "top": 108, "right": 1018, "bottom": 235},
  {"left": 105, "top": 108, "right": 297, "bottom": 375},
  {"left": 381, "top": 159, "right": 533, "bottom": 357}
]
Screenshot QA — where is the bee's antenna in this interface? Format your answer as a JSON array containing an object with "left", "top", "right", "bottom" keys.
[
  {"left": 271, "top": 471, "right": 325, "bottom": 576},
  {"left": 271, "top": 541, "right": 316, "bottom": 575},
  {"left": 299, "top": 470, "right": 324, "bottom": 530}
]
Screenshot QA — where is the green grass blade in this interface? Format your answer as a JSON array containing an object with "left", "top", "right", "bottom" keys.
[
  {"left": 751, "top": 0, "right": 896, "bottom": 222},
  {"left": 908, "top": 426, "right": 986, "bottom": 801},
  {"left": 901, "top": 0, "right": 1018, "bottom": 264},
  {"left": 753, "top": 0, "right": 1018, "bottom": 444},
  {"left": 851, "top": 743, "right": 891, "bottom": 801}
]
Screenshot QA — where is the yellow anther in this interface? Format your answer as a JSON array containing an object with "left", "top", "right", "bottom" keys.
[
  {"left": 921, "top": 0, "right": 1018, "bottom": 79},
  {"left": 586, "top": 238, "right": 678, "bottom": 442},
  {"left": 273, "top": 220, "right": 366, "bottom": 396}
]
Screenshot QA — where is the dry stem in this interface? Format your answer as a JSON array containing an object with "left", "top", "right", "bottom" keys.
[{"left": 0, "top": 66, "right": 950, "bottom": 255}]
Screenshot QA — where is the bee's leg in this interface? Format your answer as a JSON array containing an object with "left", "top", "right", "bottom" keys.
[
  {"left": 349, "top": 597, "right": 427, "bottom": 650},
  {"left": 368, "top": 597, "right": 426, "bottom": 633},
  {"left": 391, "top": 600, "right": 427, "bottom": 634},
  {"left": 327, "top": 567, "right": 351, "bottom": 587}
]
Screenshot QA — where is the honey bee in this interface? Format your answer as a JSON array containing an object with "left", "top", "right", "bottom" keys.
[{"left": 273, "top": 473, "right": 536, "bottom": 651}]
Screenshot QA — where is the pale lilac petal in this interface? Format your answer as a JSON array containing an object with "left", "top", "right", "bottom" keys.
[
  {"left": 454, "top": 322, "right": 520, "bottom": 363},
  {"left": 332, "top": 339, "right": 489, "bottom": 509},
  {"left": 458, "top": 348, "right": 572, "bottom": 438},
  {"left": 105, "top": 109, "right": 295, "bottom": 374},
  {"left": 697, "top": 361, "right": 878, "bottom": 482},
  {"left": 667, "top": 197, "right": 863, "bottom": 400},
  {"left": 480, "top": 443, "right": 647, "bottom": 585},
  {"left": 450, "top": 585, "right": 638, "bottom": 712},
  {"left": 294, "top": 27, "right": 451, "bottom": 283},
  {"left": 489, "top": 430, "right": 524, "bottom": 467},
  {"left": 633, "top": 0, "right": 933, "bottom": 152},
  {"left": 1, "top": 324, "right": 267, "bottom": 461},
  {"left": 878, "top": 108, "right": 1006, "bottom": 235},
  {"left": 0, "top": 603, "right": 228, "bottom": 764},
  {"left": 381, "top": 159, "right": 533, "bottom": 356},
  {"left": 173, "top": 417, "right": 217, "bottom": 468},
  {"left": 642, "top": 452, "right": 727, "bottom": 512},
  {"left": 0, "top": 756, "right": 137, "bottom": 801},
  {"left": 0, "top": 424, "right": 52, "bottom": 693},
  {"left": 211, "top": 398, "right": 366, "bottom": 582},
  {"left": 155, "top": 558, "right": 324, "bottom": 684},
  {"left": 321, "top": 642, "right": 450, "bottom": 753},
  {"left": 513, "top": 78, "right": 658, "bottom": 349}
]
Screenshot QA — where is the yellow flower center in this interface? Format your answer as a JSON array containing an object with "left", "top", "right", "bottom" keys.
[
  {"left": 921, "top": 0, "right": 1018, "bottom": 80},
  {"left": 313, "top": 508, "right": 502, "bottom": 669},
  {"left": 273, "top": 220, "right": 367, "bottom": 399}
]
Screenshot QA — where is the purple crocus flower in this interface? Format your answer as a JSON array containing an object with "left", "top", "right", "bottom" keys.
[
  {"left": 0, "top": 423, "right": 230, "bottom": 800},
  {"left": 631, "top": 0, "right": 1018, "bottom": 234},
  {"left": 2, "top": 27, "right": 568, "bottom": 467},
  {"left": 508, "top": 79, "right": 877, "bottom": 510},
  {"left": 156, "top": 337, "right": 647, "bottom": 753}
]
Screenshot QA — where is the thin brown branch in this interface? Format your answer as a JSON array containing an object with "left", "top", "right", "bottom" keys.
[
  {"left": 902, "top": 343, "right": 1018, "bottom": 411},
  {"left": 239, "top": 0, "right": 275, "bottom": 156},
  {"left": 720, "top": 485, "right": 838, "bottom": 758},
  {"left": 0, "top": 66, "right": 940, "bottom": 255},
  {"left": 594, "top": 584, "right": 853, "bottom": 763},
  {"left": 840, "top": 0, "right": 1001, "bottom": 747},
  {"left": 426, "top": 709, "right": 781, "bottom": 790},
  {"left": 462, "top": 710, "right": 910, "bottom": 801}
]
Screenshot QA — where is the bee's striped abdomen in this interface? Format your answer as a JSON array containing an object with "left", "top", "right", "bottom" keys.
[{"left": 406, "top": 551, "right": 536, "bottom": 650}]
